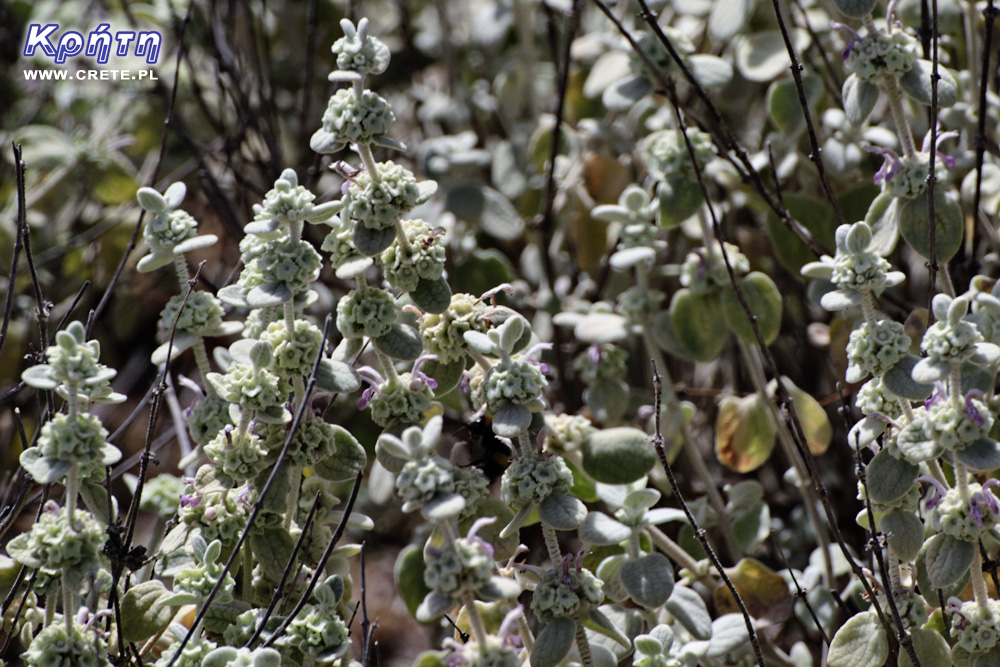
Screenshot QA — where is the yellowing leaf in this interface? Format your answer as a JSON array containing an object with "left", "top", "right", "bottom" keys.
[{"left": 715, "top": 395, "right": 777, "bottom": 473}]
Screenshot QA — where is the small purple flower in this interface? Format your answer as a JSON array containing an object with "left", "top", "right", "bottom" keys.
[
  {"left": 924, "top": 381, "right": 948, "bottom": 410},
  {"left": 180, "top": 493, "right": 201, "bottom": 509},
  {"left": 922, "top": 129, "right": 959, "bottom": 169},
  {"left": 588, "top": 344, "right": 602, "bottom": 366},
  {"left": 867, "top": 146, "right": 903, "bottom": 185},
  {"left": 236, "top": 484, "right": 255, "bottom": 508},
  {"left": 947, "top": 596, "right": 968, "bottom": 629},
  {"left": 525, "top": 342, "right": 553, "bottom": 374},
  {"left": 830, "top": 22, "right": 862, "bottom": 61},
  {"left": 466, "top": 517, "right": 496, "bottom": 558},
  {"left": 410, "top": 354, "right": 439, "bottom": 392},
  {"left": 965, "top": 390, "right": 985, "bottom": 425},
  {"left": 357, "top": 366, "right": 386, "bottom": 410},
  {"left": 460, "top": 371, "right": 470, "bottom": 393},
  {"left": 979, "top": 479, "right": 1000, "bottom": 515},
  {"left": 561, "top": 553, "right": 575, "bottom": 589},
  {"left": 970, "top": 496, "right": 985, "bottom": 526},
  {"left": 917, "top": 475, "right": 948, "bottom": 510}
]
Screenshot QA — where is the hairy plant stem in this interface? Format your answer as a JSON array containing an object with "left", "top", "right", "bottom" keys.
[
  {"left": 542, "top": 524, "right": 562, "bottom": 564},
  {"left": 173, "top": 254, "right": 190, "bottom": 291},
  {"left": 736, "top": 339, "right": 834, "bottom": 585},
  {"left": 469, "top": 349, "right": 494, "bottom": 373},
  {"left": 626, "top": 531, "right": 641, "bottom": 559},
  {"left": 193, "top": 340, "right": 214, "bottom": 385},
  {"left": 956, "top": 461, "right": 970, "bottom": 502},
  {"left": 44, "top": 592, "right": 55, "bottom": 628},
  {"left": 861, "top": 291, "right": 878, "bottom": 327},
  {"left": 575, "top": 622, "right": 594, "bottom": 667},
  {"left": 927, "top": 457, "right": 949, "bottom": 486},
  {"left": 461, "top": 591, "right": 488, "bottom": 644},
  {"left": 62, "top": 574, "right": 73, "bottom": 634},
  {"left": 898, "top": 398, "right": 915, "bottom": 422},
  {"left": 879, "top": 73, "right": 917, "bottom": 156},
  {"left": 516, "top": 614, "right": 534, "bottom": 651},
  {"left": 973, "top": 548, "right": 990, "bottom": 608},
  {"left": 237, "top": 410, "right": 253, "bottom": 441},
  {"left": 516, "top": 431, "right": 534, "bottom": 458},
  {"left": 65, "top": 465, "right": 79, "bottom": 529},
  {"left": 950, "top": 366, "right": 963, "bottom": 406},
  {"left": 357, "top": 143, "right": 380, "bottom": 184}
]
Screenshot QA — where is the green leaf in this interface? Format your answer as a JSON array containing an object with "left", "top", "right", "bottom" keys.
[
  {"left": 899, "top": 628, "right": 952, "bottom": 667},
  {"left": 924, "top": 533, "right": 975, "bottom": 589},
  {"left": 766, "top": 194, "right": 836, "bottom": 273},
  {"left": 313, "top": 425, "right": 367, "bottom": 481},
  {"left": 882, "top": 355, "right": 934, "bottom": 400},
  {"left": 898, "top": 60, "right": 959, "bottom": 107},
  {"left": 667, "top": 289, "right": 728, "bottom": 361},
  {"left": 579, "top": 512, "right": 632, "bottom": 546},
  {"left": 581, "top": 427, "right": 656, "bottom": 484},
  {"left": 768, "top": 75, "right": 823, "bottom": 135},
  {"left": 665, "top": 586, "right": 712, "bottom": 639},
  {"left": 250, "top": 526, "right": 296, "bottom": 584},
  {"left": 865, "top": 449, "right": 918, "bottom": 504},
  {"left": 780, "top": 378, "right": 832, "bottom": 455},
  {"left": 863, "top": 191, "right": 900, "bottom": 256},
  {"left": 421, "top": 358, "right": 466, "bottom": 397},
  {"left": 538, "top": 492, "right": 588, "bottom": 531},
  {"left": 842, "top": 74, "right": 880, "bottom": 126},
  {"left": 136, "top": 187, "right": 167, "bottom": 213},
  {"left": 715, "top": 394, "right": 776, "bottom": 473},
  {"left": 722, "top": 272, "right": 783, "bottom": 345},
  {"left": 530, "top": 618, "right": 577, "bottom": 667},
  {"left": 881, "top": 509, "right": 924, "bottom": 562},
  {"left": 686, "top": 54, "right": 733, "bottom": 88},
  {"left": 410, "top": 277, "right": 452, "bottom": 314},
  {"left": 620, "top": 553, "right": 675, "bottom": 608},
  {"left": 353, "top": 224, "right": 396, "bottom": 256},
  {"left": 731, "top": 500, "right": 771, "bottom": 553},
  {"left": 705, "top": 614, "right": 753, "bottom": 657},
  {"left": 657, "top": 174, "right": 704, "bottom": 228},
  {"left": 374, "top": 324, "right": 423, "bottom": 361},
  {"left": 445, "top": 183, "right": 525, "bottom": 241},
  {"left": 709, "top": 0, "right": 757, "bottom": 41},
  {"left": 953, "top": 438, "right": 1000, "bottom": 472},
  {"left": 735, "top": 31, "right": 797, "bottom": 82},
  {"left": 827, "top": 611, "right": 888, "bottom": 667},
  {"left": 897, "top": 189, "right": 963, "bottom": 262},
  {"left": 492, "top": 404, "right": 532, "bottom": 437},
  {"left": 119, "top": 580, "right": 178, "bottom": 642},
  {"left": 315, "top": 359, "right": 362, "bottom": 394},
  {"left": 394, "top": 544, "right": 432, "bottom": 618}
]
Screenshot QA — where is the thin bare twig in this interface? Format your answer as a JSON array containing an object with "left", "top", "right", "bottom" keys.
[
  {"left": 770, "top": 0, "right": 845, "bottom": 227},
  {"left": 650, "top": 362, "right": 766, "bottom": 667},
  {"left": 89, "top": 5, "right": 191, "bottom": 334},
  {"left": 167, "top": 315, "right": 336, "bottom": 665},
  {"left": 972, "top": 1, "right": 998, "bottom": 253},
  {"left": 263, "top": 472, "right": 364, "bottom": 646},
  {"left": 627, "top": 0, "right": 830, "bottom": 258},
  {"left": 246, "top": 491, "right": 324, "bottom": 646},
  {"left": 769, "top": 533, "right": 830, "bottom": 646}
]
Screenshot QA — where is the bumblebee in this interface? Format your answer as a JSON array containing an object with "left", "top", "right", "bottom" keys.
[{"left": 450, "top": 415, "right": 513, "bottom": 482}]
